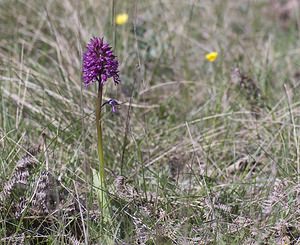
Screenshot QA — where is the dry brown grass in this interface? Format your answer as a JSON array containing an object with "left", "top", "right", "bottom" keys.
[{"left": 1, "top": 0, "right": 300, "bottom": 244}]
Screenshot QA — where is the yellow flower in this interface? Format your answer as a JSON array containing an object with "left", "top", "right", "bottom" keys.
[
  {"left": 205, "top": 52, "right": 218, "bottom": 62},
  {"left": 115, "top": 13, "right": 128, "bottom": 25}
]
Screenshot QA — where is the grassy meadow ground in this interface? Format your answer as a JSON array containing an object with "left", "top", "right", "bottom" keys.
[{"left": 1, "top": 0, "right": 300, "bottom": 244}]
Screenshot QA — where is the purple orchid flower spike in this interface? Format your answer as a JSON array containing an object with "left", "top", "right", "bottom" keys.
[
  {"left": 102, "top": 99, "right": 120, "bottom": 113},
  {"left": 82, "top": 37, "right": 120, "bottom": 87}
]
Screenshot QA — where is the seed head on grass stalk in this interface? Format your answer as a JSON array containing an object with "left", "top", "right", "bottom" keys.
[{"left": 82, "top": 36, "right": 120, "bottom": 226}]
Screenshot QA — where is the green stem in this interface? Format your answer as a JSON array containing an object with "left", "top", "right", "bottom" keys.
[
  {"left": 95, "top": 83, "right": 111, "bottom": 236},
  {"left": 96, "top": 83, "right": 105, "bottom": 192},
  {"left": 96, "top": 83, "right": 110, "bottom": 221}
]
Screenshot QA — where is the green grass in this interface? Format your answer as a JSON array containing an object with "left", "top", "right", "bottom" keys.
[{"left": 1, "top": 0, "right": 300, "bottom": 244}]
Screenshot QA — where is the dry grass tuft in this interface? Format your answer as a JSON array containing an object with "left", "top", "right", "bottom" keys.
[
  {"left": 31, "top": 170, "right": 50, "bottom": 215},
  {"left": 230, "top": 67, "right": 268, "bottom": 118},
  {"left": 1, "top": 233, "right": 25, "bottom": 245},
  {"left": 0, "top": 137, "right": 100, "bottom": 243},
  {"left": 263, "top": 178, "right": 288, "bottom": 216},
  {"left": 0, "top": 141, "right": 42, "bottom": 203}
]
